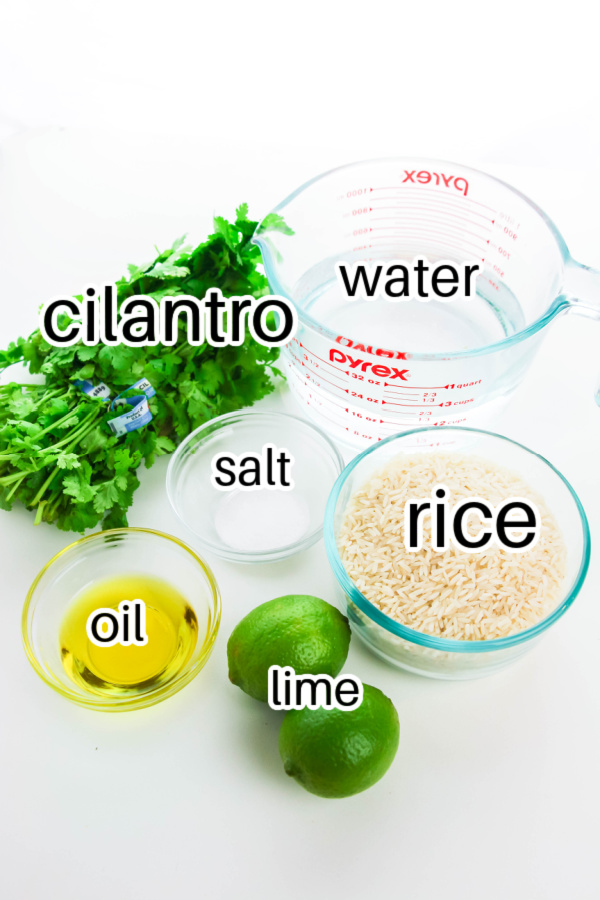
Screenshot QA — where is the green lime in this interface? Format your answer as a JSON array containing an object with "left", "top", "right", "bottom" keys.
[
  {"left": 227, "top": 595, "right": 351, "bottom": 702},
  {"left": 278, "top": 684, "right": 400, "bottom": 798}
]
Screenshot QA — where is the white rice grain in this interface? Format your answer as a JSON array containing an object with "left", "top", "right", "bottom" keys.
[{"left": 338, "top": 453, "right": 567, "bottom": 641}]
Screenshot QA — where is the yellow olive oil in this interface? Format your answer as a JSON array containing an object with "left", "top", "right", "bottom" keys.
[{"left": 60, "top": 574, "right": 198, "bottom": 697}]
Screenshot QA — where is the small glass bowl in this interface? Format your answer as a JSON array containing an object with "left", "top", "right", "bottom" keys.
[
  {"left": 22, "top": 528, "right": 221, "bottom": 711},
  {"left": 166, "top": 411, "right": 344, "bottom": 563},
  {"left": 324, "top": 427, "right": 590, "bottom": 680}
]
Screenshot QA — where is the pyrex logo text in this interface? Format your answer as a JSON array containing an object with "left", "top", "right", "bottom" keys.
[
  {"left": 403, "top": 170, "right": 469, "bottom": 196},
  {"left": 335, "top": 336, "right": 408, "bottom": 360},
  {"left": 330, "top": 349, "right": 409, "bottom": 380}
]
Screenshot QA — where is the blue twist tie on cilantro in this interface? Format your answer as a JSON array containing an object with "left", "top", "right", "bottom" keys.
[
  {"left": 73, "top": 379, "right": 111, "bottom": 400},
  {"left": 75, "top": 377, "right": 156, "bottom": 436},
  {"left": 108, "top": 379, "right": 156, "bottom": 437}
]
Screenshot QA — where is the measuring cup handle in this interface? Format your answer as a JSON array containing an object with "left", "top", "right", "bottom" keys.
[
  {"left": 564, "top": 261, "right": 600, "bottom": 320},
  {"left": 564, "top": 261, "right": 600, "bottom": 406}
]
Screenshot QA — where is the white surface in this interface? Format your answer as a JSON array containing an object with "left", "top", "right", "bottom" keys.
[{"left": 1, "top": 8, "right": 600, "bottom": 897}]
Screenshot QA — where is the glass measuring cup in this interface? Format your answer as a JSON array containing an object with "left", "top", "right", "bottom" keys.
[{"left": 253, "top": 158, "right": 600, "bottom": 447}]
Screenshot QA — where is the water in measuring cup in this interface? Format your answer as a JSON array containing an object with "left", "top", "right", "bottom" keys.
[
  {"left": 300, "top": 270, "right": 525, "bottom": 354},
  {"left": 286, "top": 257, "right": 529, "bottom": 445}
]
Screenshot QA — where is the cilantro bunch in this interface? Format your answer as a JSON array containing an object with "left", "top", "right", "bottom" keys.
[{"left": 0, "top": 205, "right": 283, "bottom": 532}]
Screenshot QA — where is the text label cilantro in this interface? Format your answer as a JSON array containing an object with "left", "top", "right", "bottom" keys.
[{"left": 41, "top": 285, "right": 297, "bottom": 348}]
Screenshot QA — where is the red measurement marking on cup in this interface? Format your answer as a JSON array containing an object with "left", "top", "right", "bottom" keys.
[
  {"left": 385, "top": 383, "right": 451, "bottom": 390},
  {"left": 371, "top": 186, "right": 495, "bottom": 212},
  {"left": 363, "top": 235, "right": 484, "bottom": 254},
  {"left": 494, "top": 222, "right": 520, "bottom": 240},
  {"left": 298, "top": 343, "right": 347, "bottom": 373},
  {"left": 346, "top": 218, "right": 491, "bottom": 244},
  {"left": 383, "top": 399, "right": 439, "bottom": 407},
  {"left": 370, "top": 188, "right": 494, "bottom": 213},
  {"left": 303, "top": 371, "right": 348, "bottom": 392},
  {"left": 334, "top": 406, "right": 391, "bottom": 424},
  {"left": 343, "top": 207, "right": 373, "bottom": 219},
  {"left": 369, "top": 221, "right": 489, "bottom": 242},
  {"left": 364, "top": 231, "right": 486, "bottom": 257},
  {"left": 382, "top": 391, "right": 432, "bottom": 398},
  {"left": 352, "top": 245, "right": 485, "bottom": 264},
  {"left": 289, "top": 371, "right": 346, "bottom": 406},
  {"left": 339, "top": 188, "right": 372, "bottom": 198},
  {"left": 368, "top": 230, "right": 488, "bottom": 256},
  {"left": 381, "top": 400, "right": 437, "bottom": 407},
  {"left": 301, "top": 399, "right": 352, "bottom": 432},
  {"left": 301, "top": 360, "right": 348, "bottom": 382},
  {"left": 317, "top": 375, "right": 348, "bottom": 391},
  {"left": 370, "top": 208, "right": 493, "bottom": 232},
  {"left": 373, "top": 224, "right": 487, "bottom": 253},
  {"left": 288, "top": 344, "right": 347, "bottom": 381},
  {"left": 319, "top": 409, "right": 352, "bottom": 429},
  {"left": 368, "top": 197, "right": 493, "bottom": 223},
  {"left": 321, "top": 398, "right": 351, "bottom": 413},
  {"left": 487, "top": 241, "right": 516, "bottom": 258},
  {"left": 323, "top": 403, "right": 383, "bottom": 427},
  {"left": 382, "top": 388, "right": 437, "bottom": 399},
  {"left": 303, "top": 361, "right": 347, "bottom": 383},
  {"left": 371, "top": 216, "right": 492, "bottom": 244}
]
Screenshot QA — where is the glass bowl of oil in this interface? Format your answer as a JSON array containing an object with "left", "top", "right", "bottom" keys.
[{"left": 22, "top": 528, "right": 221, "bottom": 711}]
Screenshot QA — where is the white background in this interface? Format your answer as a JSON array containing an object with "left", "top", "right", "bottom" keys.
[{"left": 1, "top": 3, "right": 599, "bottom": 899}]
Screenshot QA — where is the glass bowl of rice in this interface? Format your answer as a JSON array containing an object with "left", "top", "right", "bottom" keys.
[{"left": 324, "top": 427, "right": 590, "bottom": 679}]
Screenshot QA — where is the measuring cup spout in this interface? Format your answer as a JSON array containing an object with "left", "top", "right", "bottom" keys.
[{"left": 252, "top": 214, "right": 297, "bottom": 300}]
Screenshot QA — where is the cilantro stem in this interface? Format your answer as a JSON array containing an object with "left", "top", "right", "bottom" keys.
[
  {"left": 29, "top": 414, "right": 104, "bottom": 509},
  {"left": 0, "top": 470, "right": 35, "bottom": 486},
  {"left": 42, "top": 406, "right": 103, "bottom": 452},
  {"left": 29, "top": 467, "right": 61, "bottom": 507},
  {"left": 5, "top": 473, "right": 27, "bottom": 501},
  {"left": 45, "top": 493, "right": 64, "bottom": 519},
  {"left": 0, "top": 407, "right": 102, "bottom": 474},
  {"left": 33, "top": 404, "right": 88, "bottom": 439},
  {"left": 0, "top": 384, "right": 65, "bottom": 406}
]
